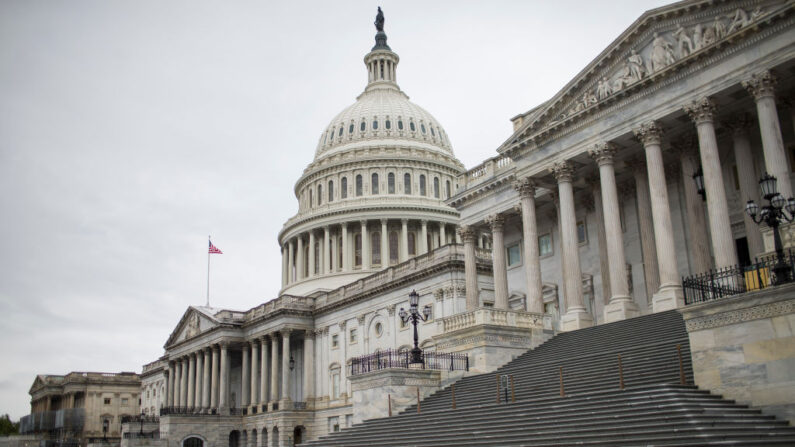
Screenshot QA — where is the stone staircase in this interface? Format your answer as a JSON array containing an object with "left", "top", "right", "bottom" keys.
[{"left": 303, "top": 310, "right": 795, "bottom": 446}]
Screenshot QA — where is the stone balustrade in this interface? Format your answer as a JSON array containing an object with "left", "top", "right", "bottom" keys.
[
  {"left": 437, "top": 307, "right": 543, "bottom": 333},
  {"left": 457, "top": 154, "right": 514, "bottom": 191}
]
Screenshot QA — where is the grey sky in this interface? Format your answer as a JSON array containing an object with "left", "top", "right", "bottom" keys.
[{"left": 0, "top": 0, "right": 671, "bottom": 419}]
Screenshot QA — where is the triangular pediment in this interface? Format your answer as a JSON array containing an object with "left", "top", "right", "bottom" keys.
[
  {"left": 502, "top": 0, "right": 786, "bottom": 151},
  {"left": 164, "top": 306, "right": 219, "bottom": 348}
]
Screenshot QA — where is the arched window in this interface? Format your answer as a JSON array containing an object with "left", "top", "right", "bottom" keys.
[
  {"left": 354, "top": 234, "right": 362, "bottom": 267},
  {"left": 349, "top": 124, "right": 354, "bottom": 134},
  {"left": 430, "top": 126, "right": 435, "bottom": 136},
  {"left": 360, "top": 121, "right": 366, "bottom": 132},
  {"left": 371, "top": 231, "right": 381, "bottom": 265},
  {"left": 341, "top": 177, "right": 348, "bottom": 199},
  {"left": 420, "top": 175, "right": 427, "bottom": 196},
  {"left": 388, "top": 173, "right": 395, "bottom": 194},
  {"left": 446, "top": 180, "right": 451, "bottom": 198},
  {"left": 408, "top": 232, "right": 416, "bottom": 256},
  {"left": 389, "top": 231, "right": 399, "bottom": 264},
  {"left": 385, "top": 119, "right": 391, "bottom": 129},
  {"left": 398, "top": 120, "right": 404, "bottom": 130},
  {"left": 328, "top": 180, "right": 334, "bottom": 202},
  {"left": 371, "top": 173, "right": 379, "bottom": 195},
  {"left": 356, "top": 175, "right": 363, "bottom": 196},
  {"left": 421, "top": 123, "right": 427, "bottom": 134},
  {"left": 338, "top": 127, "right": 343, "bottom": 136},
  {"left": 330, "top": 128, "right": 334, "bottom": 141},
  {"left": 404, "top": 173, "right": 412, "bottom": 194},
  {"left": 330, "top": 364, "right": 341, "bottom": 399},
  {"left": 372, "top": 120, "right": 378, "bottom": 130},
  {"left": 433, "top": 177, "right": 440, "bottom": 198},
  {"left": 317, "top": 184, "right": 322, "bottom": 205}
]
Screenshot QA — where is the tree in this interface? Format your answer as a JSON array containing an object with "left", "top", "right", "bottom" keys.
[{"left": 0, "top": 414, "right": 19, "bottom": 436}]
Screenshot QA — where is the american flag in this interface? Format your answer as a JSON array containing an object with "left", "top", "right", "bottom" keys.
[{"left": 209, "top": 241, "right": 223, "bottom": 254}]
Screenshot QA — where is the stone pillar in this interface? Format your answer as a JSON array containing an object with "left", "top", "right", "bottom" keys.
[
  {"left": 381, "top": 219, "right": 388, "bottom": 266},
  {"left": 219, "top": 344, "right": 228, "bottom": 409},
  {"left": 341, "top": 223, "right": 349, "bottom": 272},
  {"left": 210, "top": 346, "right": 219, "bottom": 409},
  {"left": 440, "top": 223, "right": 447, "bottom": 246},
  {"left": 303, "top": 332, "right": 314, "bottom": 402},
  {"left": 281, "top": 246, "right": 287, "bottom": 287},
  {"left": 458, "top": 226, "right": 479, "bottom": 310},
  {"left": 684, "top": 98, "right": 738, "bottom": 269},
  {"left": 241, "top": 344, "right": 250, "bottom": 408},
  {"left": 308, "top": 232, "right": 316, "bottom": 278},
  {"left": 587, "top": 176, "right": 611, "bottom": 303},
  {"left": 180, "top": 357, "right": 189, "bottom": 407},
  {"left": 590, "top": 143, "right": 639, "bottom": 322},
  {"left": 331, "top": 232, "right": 339, "bottom": 272},
  {"left": 296, "top": 236, "right": 304, "bottom": 281},
  {"left": 167, "top": 361, "right": 175, "bottom": 407},
  {"left": 202, "top": 348, "right": 211, "bottom": 410},
  {"left": 514, "top": 178, "right": 543, "bottom": 313},
  {"left": 287, "top": 240, "right": 295, "bottom": 284},
  {"left": 250, "top": 340, "right": 258, "bottom": 409},
  {"left": 420, "top": 220, "right": 429, "bottom": 254},
  {"left": 260, "top": 336, "right": 268, "bottom": 406},
  {"left": 725, "top": 114, "right": 764, "bottom": 259},
  {"left": 270, "top": 335, "right": 279, "bottom": 402},
  {"left": 551, "top": 160, "right": 593, "bottom": 331},
  {"left": 633, "top": 121, "right": 684, "bottom": 311},
  {"left": 743, "top": 70, "right": 791, "bottom": 198},
  {"left": 361, "top": 220, "right": 370, "bottom": 269},
  {"left": 281, "top": 329, "right": 291, "bottom": 402},
  {"left": 486, "top": 214, "right": 509, "bottom": 310},
  {"left": 400, "top": 219, "right": 409, "bottom": 262},
  {"left": 324, "top": 226, "right": 331, "bottom": 274},
  {"left": 193, "top": 351, "right": 202, "bottom": 408},
  {"left": 625, "top": 158, "right": 660, "bottom": 303}
]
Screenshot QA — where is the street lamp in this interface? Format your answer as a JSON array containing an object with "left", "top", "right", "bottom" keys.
[
  {"left": 399, "top": 290, "right": 432, "bottom": 365},
  {"left": 139, "top": 410, "right": 144, "bottom": 436},
  {"left": 289, "top": 355, "right": 295, "bottom": 371},
  {"left": 692, "top": 168, "right": 706, "bottom": 201},
  {"left": 745, "top": 172, "right": 795, "bottom": 285}
]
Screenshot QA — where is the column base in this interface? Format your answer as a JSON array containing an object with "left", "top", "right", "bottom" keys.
[
  {"left": 560, "top": 309, "right": 594, "bottom": 332},
  {"left": 603, "top": 297, "right": 640, "bottom": 323},
  {"left": 652, "top": 284, "right": 684, "bottom": 312}
]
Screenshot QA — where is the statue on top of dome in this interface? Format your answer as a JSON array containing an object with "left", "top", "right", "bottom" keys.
[{"left": 375, "top": 7, "right": 385, "bottom": 32}]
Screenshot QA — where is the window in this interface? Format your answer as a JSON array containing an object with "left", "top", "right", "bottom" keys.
[
  {"left": 330, "top": 366, "right": 341, "bottom": 400},
  {"left": 385, "top": 119, "right": 391, "bottom": 129},
  {"left": 433, "top": 177, "right": 440, "bottom": 198},
  {"left": 372, "top": 120, "right": 378, "bottom": 129},
  {"left": 354, "top": 234, "right": 362, "bottom": 267},
  {"left": 350, "top": 328, "right": 357, "bottom": 344},
  {"left": 356, "top": 175, "right": 363, "bottom": 196},
  {"left": 371, "top": 173, "right": 379, "bottom": 195},
  {"left": 330, "top": 128, "right": 334, "bottom": 141},
  {"left": 121, "top": 398, "right": 129, "bottom": 405},
  {"left": 328, "top": 180, "right": 334, "bottom": 202},
  {"left": 374, "top": 322, "right": 384, "bottom": 337},
  {"left": 507, "top": 243, "right": 521, "bottom": 267},
  {"left": 349, "top": 124, "right": 354, "bottom": 134},
  {"left": 341, "top": 177, "right": 348, "bottom": 199},
  {"left": 577, "top": 220, "right": 588, "bottom": 244},
  {"left": 408, "top": 232, "right": 416, "bottom": 256},
  {"left": 539, "top": 233, "right": 553, "bottom": 257},
  {"left": 421, "top": 123, "right": 426, "bottom": 134},
  {"left": 420, "top": 175, "right": 426, "bottom": 196},
  {"left": 388, "top": 173, "right": 395, "bottom": 194},
  {"left": 329, "top": 416, "right": 340, "bottom": 432},
  {"left": 398, "top": 120, "right": 404, "bottom": 130},
  {"left": 430, "top": 126, "right": 435, "bottom": 136},
  {"left": 104, "top": 398, "right": 111, "bottom": 405},
  {"left": 371, "top": 231, "right": 381, "bottom": 265},
  {"left": 317, "top": 185, "right": 322, "bottom": 205},
  {"left": 360, "top": 121, "right": 366, "bottom": 132},
  {"left": 404, "top": 173, "right": 412, "bottom": 194},
  {"left": 338, "top": 127, "right": 343, "bottom": 137},
  {"left": 410, "top": 121, "right": 416, "bottom": 132},
  {"left": 446, "top": 180, "right": 451, "bottom": 198},
  {"left": 331, "top": 334, "right": 339, "bottom": 349},
  {"left": 389, "top": 231, "right": 399, "bottom": 264}
]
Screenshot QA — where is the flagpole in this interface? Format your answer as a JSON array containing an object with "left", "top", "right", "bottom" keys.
[{"left": 206, "top": 236, "right": 211, "bottom": 307}]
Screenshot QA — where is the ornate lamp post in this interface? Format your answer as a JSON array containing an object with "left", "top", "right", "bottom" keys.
[
  {"left": 399, "top": 290, "right": 432, "bottom": 365},
  {"left": 139, "top": 410, "right": 145, "bottom": 436},
  {"left": 745, "top": 172, "right": 795, "bottom": 285}
]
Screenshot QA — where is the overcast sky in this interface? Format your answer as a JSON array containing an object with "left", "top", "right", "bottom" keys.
[{"left": 0, "top": 0, "right": 672, "bottom": 419}]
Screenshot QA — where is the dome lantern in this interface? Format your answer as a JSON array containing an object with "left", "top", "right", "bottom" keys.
[{"left": 365, "top": 7, "right": 399, "bottom": 93}]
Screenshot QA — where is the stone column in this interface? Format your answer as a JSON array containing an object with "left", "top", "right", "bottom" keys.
[
  {"left": 281, "top": 329, "right": 291, "bottom": 402},
  {"left": 671, "top": 136, "right": 712, "bottom": 274},
  {"left": 440, "top": 223, "right": 447, "bottom": 246},
  {"left": 684, "top": 98, "right": 738, "bottom": 269},
  {"left": 202, "top": 348, "right": 211, "bottom": 410},
  {"left": 341, "top": 223, "right": 349, "bottom": 272},
  {"left": 303, "top": 331, "right": 314, "bottom": 403},
  {"left": 400, "top": 219, "right": 409, "bottom": 262},
  {"left": 551, "top": 160, "right": 593, "bottom": 331},
  {"left": 250, "top": 340, "right": 258, "bottom": 409},
  {"left": 725, "top": 114, "right": 764, "bottom": 259},
  {"left": 324, "top": 226, "right": 331, "bottom": 273},
  {"left": 219, "top": 344, "right": 228, "bottom": 409},
  {"left": 270, "top": 335, "right": 279, "bottom": 402},
  {"left": 458, "top": 226, "right": 479, "bottom": 310},
  {"left": 514, "top": 178, "right": 543, "bottom": 313},
  {"left": 361, "top": 220, "right": 370, "bottom": 269},
  {"left": 281, "top": 246, "right": 288, "bottom": 287},
  {"left": 634, "top": 121, "right": 684, "bottom": 311},
  {"left": 167, "top": 361, "right": 175, "bottom": 407},
  {"left": 381, "top": 219, "right": 388, "bottom": 266},
  {"left": 296, "top": 236, "right": 304, "bottom": 281},
  {"left": 590, "top": 143, "right": 638, "bottom": 322},
  {"left": 331, "top": 232, "right": 339, "bottom": 272},
  {"left": 260, "top": 336, "right": 268, "bottom": 407},
  {"left": 193, "top": 351, "right": 202, "bottom": 408},
  {"left": 211, "top": 346, "right": 219, "bottom": 409},
  {"left": 743, "top": 70, "right": 791, "bottom": 198},
  {"left": 308, "top": 232, "right": 316, "bottom": 278},
  {"left": 241, "top": 344, "right": 250, "bottom": 408},
  {"left": 587, "top": 176, "right": 611, "bottom": 303},
  {"left": 486, "top": 214, "right": 509, "bottom": 310},
  {"left": 180, "top": 357, "right": 189, "bottom": 407},
  {"left": 420, "top": 220, "right": 429, "bottom": 254},
  {"left": 626, "top": 158, "right": 660, "bottom": 302},
  {"left": 287, "top": 240, "right": 295, "bottom": 284}
]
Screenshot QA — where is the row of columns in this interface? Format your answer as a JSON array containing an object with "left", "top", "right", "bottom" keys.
[
  {"left": 281, "top": 219, "right": 457, "bottom": 286},
  {"left": 455, "top": 69, "right": 789, "bottom": 331}
]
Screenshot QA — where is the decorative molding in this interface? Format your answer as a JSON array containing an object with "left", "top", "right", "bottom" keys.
[
  {"left": 513, "top": 177, "right": 536, "bottom": 198},
  {"left": 742, "top": 69, "right": 777, "bottom": 100},
  {"left": 683, "top": 96, "right": 718, "bottom": 124},
  {"left": 589, "top": 142, "right": 618, "bottom": 166},
  {"left": 551, "top": 160, "right": 575, "bottom": 183},
  {"left": 685, "top": 298, "right": 795, "bottom": 332},
  {"left": 633, "top": 120, "right": 664, "bottom": 147}
]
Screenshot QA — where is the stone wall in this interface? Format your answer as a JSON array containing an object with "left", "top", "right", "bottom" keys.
[
  {"left": 349, "top": 369, "right": 442, "bottom": 425},
  {"left": 680, "top": 283, "right": 795, "bottom": 423}
]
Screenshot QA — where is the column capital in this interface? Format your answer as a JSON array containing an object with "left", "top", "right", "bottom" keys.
[
  {"left": 386, "top": 304, "right": 397, "bottom": 316},
  {"left": 324, "top": 225, "right": 330, "bottom": 232},
  {"left": 550, "top": 160, "right": 575, "bottom": 183},
  {"left": 588, "top": 141, "right": 618, "bottom": 166},
  {"left": 683, "top": 97, "right": 718, "bottom": 124},
  {"left": 401, "top": 218, "right": 408, "bottom": 224},
  {"left": 260, "top": 335, "right": 268, "bottom": 343},
  {"left": 456, "top": 225, "right": 476, "bottom": 242},
  {"left": 633, "top": 120, "right": 664, "bottom": 146},
  {"left": 360, "top": 220, "right": 367, "bottom": 227},
  {"left": 512, "top": 177, "right": 536, "bottom": 198},
  {"left": 485, "top": 214, "right": 505, "bottom": 232},
  {"left": 721, "top": 112, "right": 754, "bottom": 136},
  {"left": 420, "top": 219, "right": 428, "bottom": 226},
  {"left": 341, "top": 222, "right": 348, "bottom": 230},
  {"left": 742, "top": 69, "right": 777, "bottom": 100},
  {"left": 248, "top": 339, "right": 259, "bottom": 348},
  {"left": 380, "top": 218, "right": 387, "bottom": 225},
  {"left": 280, "top": 327, "right": 292, "bottom": 337}
]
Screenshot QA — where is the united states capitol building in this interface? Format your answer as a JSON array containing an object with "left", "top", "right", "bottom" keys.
[{"left": 16, "top": 1, "right": 795, "bottom": 446}]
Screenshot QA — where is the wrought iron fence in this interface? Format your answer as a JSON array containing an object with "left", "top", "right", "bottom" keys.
[
  {"left": 160, "top": 406, "right": 217, "bottom": 416},
  {"left": 682, "top": 250, "right": 795, "bottom": 305},
  {"left": 123, "top": 431, "right": 160, "bottom": 439},
  {"left": 350, "top": 349, "right": 469, "bottom": 376},
  {"left": 120, "top": 415, "right": 159, "bottom": 424}
]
